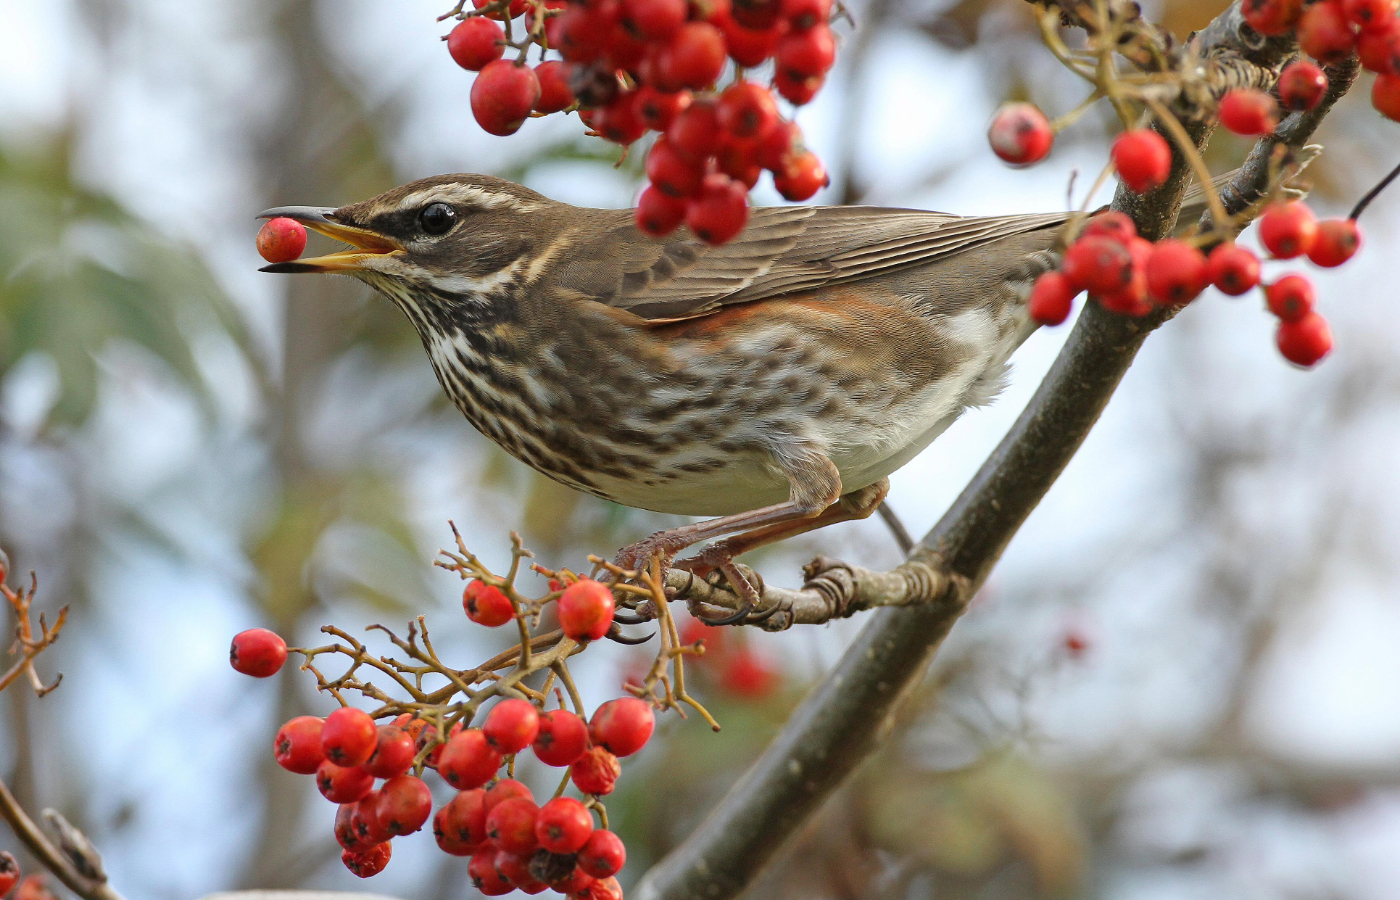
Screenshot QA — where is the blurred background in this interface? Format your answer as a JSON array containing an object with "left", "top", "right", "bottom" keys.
[{"left": 2, "top": 0, "right": 1400, "bottom": 897}]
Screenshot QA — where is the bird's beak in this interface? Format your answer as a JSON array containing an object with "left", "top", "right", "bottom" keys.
[{"left": 255, "top": 206, "right": 402, "bottom": 273}]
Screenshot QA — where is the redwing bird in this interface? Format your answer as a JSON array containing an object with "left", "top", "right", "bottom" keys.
[{"left": 260, "top": 175, "right": 1068, "bottom": 623}]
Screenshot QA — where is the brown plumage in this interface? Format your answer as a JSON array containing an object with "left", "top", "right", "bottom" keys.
[{"left": 260, "top": 174, "right": 1066, "bottom": 622}]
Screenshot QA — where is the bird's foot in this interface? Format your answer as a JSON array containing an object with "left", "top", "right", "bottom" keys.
[{"left": 674, "top": 546, "right": 782, "bottom": 626}]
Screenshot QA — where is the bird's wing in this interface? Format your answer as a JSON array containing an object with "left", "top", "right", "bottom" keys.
[{"left": 573, "top": 205, "right": 1068, "bottom": 321}]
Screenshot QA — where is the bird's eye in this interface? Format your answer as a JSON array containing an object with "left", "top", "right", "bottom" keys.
[{"left": 419, "top": 203, "right": 457, "bottom": 235}]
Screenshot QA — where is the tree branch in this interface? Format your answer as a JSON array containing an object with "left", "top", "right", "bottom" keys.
[
  {"left": 0, "top": 779, "right": 124, "bottom": 900},
  {"left": 636, "top": 4, "right": 1340, "bottom": 897}
]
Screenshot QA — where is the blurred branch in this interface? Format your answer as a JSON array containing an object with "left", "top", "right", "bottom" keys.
[
  {"left": 636, "top": 2, "right": 1346, "bottom": 897},
  {"left": 0, "top": 776, "right": 123, "bottom": 900},
  {"left": 0, "top": 561, "right": 67, "bottom": 697}
]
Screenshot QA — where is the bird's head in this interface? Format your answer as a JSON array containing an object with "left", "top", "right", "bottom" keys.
[{"left": 258, "top": 174, "right": 559, "bottom": 325}]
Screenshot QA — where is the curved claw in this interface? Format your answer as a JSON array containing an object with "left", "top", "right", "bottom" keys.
[
  {"left": 605, "top": 626, "right": 657, "bottom": 645},
  {"left": 694, "top": 603, "right": 754, "bottom": 627},
  {"left": 611, "top": 609, "right": 652, "bottom": 626},
  {"left": 745, "top": 601, "right": 785, "bottom": 624}
]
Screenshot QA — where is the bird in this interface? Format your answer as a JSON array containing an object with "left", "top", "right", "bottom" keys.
[{"left": 259, "top": 174, "right": 1068, "bottom": 624}]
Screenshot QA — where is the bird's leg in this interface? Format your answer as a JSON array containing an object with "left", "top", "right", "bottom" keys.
[
  {"left": 675, "top": 480, "right": 890, "bottom": 626},
  {"left": 615, "top": 448, "right": 847, "bottom": 625}
]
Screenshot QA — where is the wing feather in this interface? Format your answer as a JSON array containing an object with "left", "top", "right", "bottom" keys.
[{"left": 571, "top": 204, "right": 1067, "bottom": 321}]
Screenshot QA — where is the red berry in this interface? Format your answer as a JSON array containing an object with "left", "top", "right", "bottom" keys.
[
  {"left": 718, "top": 81, "right": 780, "bottom": 139},
  {"left": 621, "top": 0, "right": 687, "bottom": 38},
  {"left": 1080, "top": 211, "right": 1137, "bottom": 244},
  {"left": 754, "top": 119, "right": 800, "bottom": 170},
  {"left": 471, "top": 59, "right": 541, "bottom": 136},
  {"left": 1278, "top": 60, "right": 1329, "bottom": 111},
  {"left": 722, "top": 19, "right": 785, "bottom": 66},
  {"left": 1242, "top": 0, "right": 1304, "bottom": 33},
  {"left": 12, "top": 877, "right": 52, "bottom": 900},
  {"left": 470, "top": 848, "right": 514, "bottom": 896},
  {"left": 589, "top": 697, "right": 655, "bottom": 757},
  {"left": 686, "top": 174, "right": 750, "bottom": 245},
  {"left": 316, "top": 759, "right": 375, "bottom": 804},
  {"left": 731, "top": 0, "right": 781, "bottom": 29},
  {"left": 496, "top": 850, "right": 549, "bottom": 893},
  {"left": 533, "top": 709, "right": 590, "bottom": 766},
  {"left": 592, "top": 91, "right": 648, "bottom": 145},
  {"left": 776, "top": 22, "right": 835, "bottom": 78},
  {"left": 448, "top": 18, "right": 505, "bottom": 71},
  {"left": 1111, "top": 129, "right": 1172, "bottom": 194},
  {"left": 536, "top": 797, "right": 595, "bottom": 853},
  {"left": 1344, "top": 0, "right": 1399, "bottom": 30},
  {"left": 0, "top": 853, "right": 19, "bottom": 899},
  {"left": 322, "top": 706, "right": 378, "bottom": 767},
  {"left": 341, "top": 841, "right": 392, "bottom": 878},
  {"left": 636, "top": 185, "right": 687, "bottom": 236},
  {"left": 571, "top": 746, "right": 622, "bottom": 795},
  {"left": 577, "top": 828, "right": 626, "bottom": 878},
  {"left": 434, "top": 806, "right": 477, "bottom": 856},
  {"left": 229, "top": 627, "right": 287, "bottom": 677},
  {"left": 772, "top": 67, "right": 824, "bottom": 105},
  {"left": 718, "top": 142, "right": 763, "bottom": 188},
  {"left": 474, "top": 0, "right": 529, "bottom": 19},
  {"left": 1307, "top": 218, "right": 1362, "bottom": 267},
  {"left": 1096, "top": 237, "right": 1154, "bottom": 317},
  {"left": 486, "top": 797, "right": 541, "bottom": 854},
  {"left": 1358, "top": 23, "right": 1400, "bottom": 73},
  {"left": 1258, "top": 201, "right": 1319, "bottom": 258},
  {"left": 439, "top": 788, "right": 490, "bottom": 849},
  {"left": 255, "top": 219, "right": 307, "bottom": 266},
  {"left": 1374, "top": 72, "right": 1400, "bottom": 120},
  {"left": 438, "top": 729, "right": 503, "bottom": 789},
  {"left": 336, "top": 801, "right": 373, "bottom": 851},
  {"left": 574, "top": 876, "right": 625, "bottom": 900},
  {"left": 464, "top": 579, "right": 514, "bottom": 627},
  {"left": 273, "top": 716, "right": 325, "bottom": 774},
  {"left": 543, "top": 859, "right": 596, "bottom": 893},
  {"left": 1144, "top": 239, "right": 1209, "bottom": 305},
  {"left": 534, "top": 61, "right": 575, "bottom": 114},
  {"left": 1219, "top": 88, "right": 1279, "bottom": 136},
  {"left": 773, "top": 150, "right": 828, "bottom": 201},
  {"left": 1207, "top": 243, "right": 1262, "bottom": 295},
  {"left": 484, "top": 698, "right": 542, "bottom": 753},
  {"left": 1276, "top": 311, "right": 1333, "bottom": 366},
  {"left": 660, "top": 22, "right": 727, "bottom": 90},
  {"left": 1299, "top": 0, "right": 1357, "bottom": 64},
  {"left": 556, "top": 4, "right": 613, "bottom": 63},
  {"left": 557, "top": 579, "right": 617, "bottom": 641},
  {"left": 1266, "top": 273, "right": 1316, "bottom": 321},
  {"left": 364, "top": 725, "right": 416, "bottom": 779},
  {"left": 1028, "top": 271, "right": 1078, "bottom": 325},
  {"left": 485, "top": 777, "right": 535, "bottom": 812},
  {"left": 987, "top": 103, "right": 1054, "bottom": 166},
  {"left": 1062, "top": 236, "right": 1135, "bottom": 294},
  {"left": 647, "top": 138, "right": 706, "bottom": 198},
  {"left": 666, "top": 99, "right": 724, "bottom": 161},
  {"left": 376, "top": 774, "right": 433, "bottom": 836},
  {"left": 354, "top": 792, "right": 393, "bottom": 846},
  {"left": 635, "top": 85, "right": 690, "bottom": 130},
  {"left": 781, "top": 0, "right": 831, "bottom": 30}
]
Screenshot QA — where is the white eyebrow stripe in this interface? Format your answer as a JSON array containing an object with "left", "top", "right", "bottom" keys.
[{"left": 390, "top": 185, "right": 541, "bottom": 213}]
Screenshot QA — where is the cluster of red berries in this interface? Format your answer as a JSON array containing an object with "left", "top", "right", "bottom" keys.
[
  {"left": 1242, "top": 0, "right": 1400, "bottom": 121},
  {"left": 266, "top": 691, "right": 648, "bottom": 893},
  {"left": 445, "top": 0, "right": 836, "bottom": 244},
  {"left": 232, "top": 577, "right": 655, "bottom": 895},
  {"left": 1027, "top": 201, "right": 1355, "bottom": 366}
]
